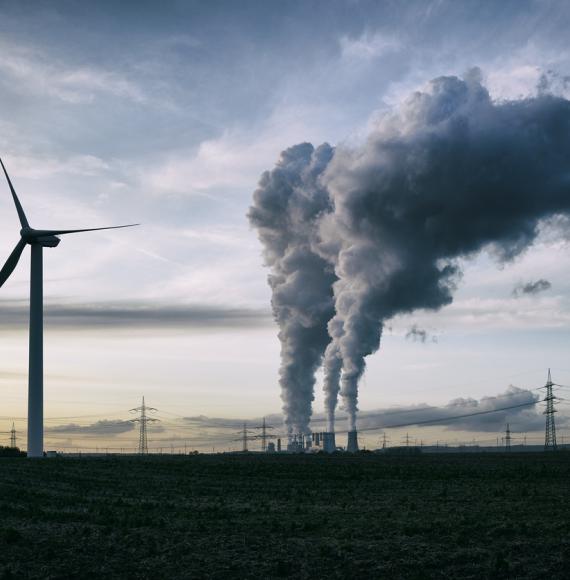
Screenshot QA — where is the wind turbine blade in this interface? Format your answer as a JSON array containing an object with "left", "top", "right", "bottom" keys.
[
  {"left": 34, "top": 224, "right": 140, "bottom": 236},
  {"left": 0, "top": 239, "right": 27, "bottom": 288},
  {"left": 0, "top": 158, "right": 30, "bottom": 228}
]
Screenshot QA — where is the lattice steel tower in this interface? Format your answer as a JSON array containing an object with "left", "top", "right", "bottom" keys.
[
  {"left": 256, "top": 417, "right": 275, "bottom": 452},
  {"left": 10, "top": 422, "right": 16, "bottom": 448},
  {"left": 543, "top": 369, "right": 557, "bottom": 451},
  {"left": 505, "top": 423, "right": 511, "bottom": 451},
  {"left": 130, "top": 397, "right": 158, "bottom": 454}
]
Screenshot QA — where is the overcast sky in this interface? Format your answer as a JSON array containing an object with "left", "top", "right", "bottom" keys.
[{"left": 1, "top": 0, "right": 569, "bottom": 450}]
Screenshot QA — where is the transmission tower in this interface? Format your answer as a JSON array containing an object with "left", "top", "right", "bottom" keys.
[
  {"left": 505, "top": 423, "right": 511, "bottom": 452},
  {"left": 130, "top": 397, "right": 159, "bottom": 455},
  {"left": 255, "top": 417, "right": 275, "bottom": 452},
  {"left": 542, "top": 368, "right": 558, "bottom": 451},
  {"left": 10, "top": 422, "right": 16, "bottom": 448},
  {"left": 235, "top": 422, "right": 252, "bottom": 452}
]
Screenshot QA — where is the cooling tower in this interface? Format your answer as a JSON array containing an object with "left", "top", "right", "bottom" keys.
[
  {"left": 323, "top": 432, "right": 336, "bottom": 453},
  {"left": 347, "top": 430, "right": 359, "bottom": 453}
]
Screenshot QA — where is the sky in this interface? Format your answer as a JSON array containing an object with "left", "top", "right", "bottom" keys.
[{"left": 1, "top": 0, "right": 570, "bottom": 451}]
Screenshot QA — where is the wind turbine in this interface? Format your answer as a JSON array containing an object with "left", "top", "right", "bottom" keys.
[{"left": 0, "top": 158, "right": 138, "bottom": 457}]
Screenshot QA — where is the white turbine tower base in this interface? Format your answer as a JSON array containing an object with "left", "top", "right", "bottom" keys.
[{"left": 0, "top": 157, "right": 138, "bottom": 458}]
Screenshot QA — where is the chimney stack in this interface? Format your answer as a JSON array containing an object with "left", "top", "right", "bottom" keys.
[
  {"left": 347, "top": 430, "right": 359, "bottom": 453},
  {"left": 323, "top": 432, "right": 336, "bottom": 453}
]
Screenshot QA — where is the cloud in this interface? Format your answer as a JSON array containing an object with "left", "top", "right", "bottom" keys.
[
  {"left": 172, "top": 385, "right": 564, "bottom": 436},
  {"left": 0, "top": 301, "right": 272, "bottom": 330},
  {"left": 339, "top": 31, "right": 402, "bottom": 61},
  {"left": 512, "top": 279, "right": 552, "bottom": 297},
  {"left": 1, "top": 153, "right": 110, "bottom": 180},
  {"left": 0, "top": 40, "right": 145, "bottom": 104},
  {"left": 46, "top": 420, "right": 135, "bottom": 435},
  {"left": 355, "top": 386, "right": 555, "bottom": 433}
]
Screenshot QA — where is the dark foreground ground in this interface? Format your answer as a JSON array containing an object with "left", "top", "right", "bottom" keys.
[{"left": 0, "top": 452, "right": 569, "bottom": 579}]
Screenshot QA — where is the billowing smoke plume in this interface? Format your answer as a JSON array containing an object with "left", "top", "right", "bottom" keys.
[
  {"left": 248, "top": 143, "right": 336, "bottom": 435},
  {"left": 252, "top": 69, "right": 570, "bottom": 432},
  {"left": 316, "top": 69, "right": 570, "bottom": 429}
]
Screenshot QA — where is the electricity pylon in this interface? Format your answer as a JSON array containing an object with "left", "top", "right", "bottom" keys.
[
  {"left": 130, "top": 397, "right": 159, "bottom": 454},
  {"left": 542, "top": 369, "right": 558, "bottom": 451},
  {"left": 255, "top": 417, "right": 275, "bottom": 452},
  {"left": 10, "top": 422, "right": 16, "bottom": 448},
  {"left": 505, "top": 423, "right": 511, "bottom": 452},
  {"left": 233, "top": 422, "right": 263, "bottom": 452}
]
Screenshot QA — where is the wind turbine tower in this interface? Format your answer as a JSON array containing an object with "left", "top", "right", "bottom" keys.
[{"left": 0, "top": 158, "right": 137, "bottom": 457}]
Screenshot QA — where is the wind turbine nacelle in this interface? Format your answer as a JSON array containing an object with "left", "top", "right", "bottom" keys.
[
  {"left": 20, "top": 228, "right": 61, "bottom": 247},
  {"left": 34, "top": 236, "right": 61, "bottom": 248}
]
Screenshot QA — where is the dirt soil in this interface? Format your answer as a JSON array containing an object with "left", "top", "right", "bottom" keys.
[{"left": 0, "top": 452, "right": 569, "bottom": 579}]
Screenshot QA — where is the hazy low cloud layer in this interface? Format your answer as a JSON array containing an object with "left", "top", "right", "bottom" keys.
[
  {"left": 179, "top": 387, "right": 560, "bottom": 435},
  {"left": 512, "top": 279, "right": 552, "bottom": 297},
  {"left": 46, "top": 420, "right": 135, "bottom": 435},
  {"left": 0, "top": 301, "right": 272, "bottom": 330},
  {"left": 356, "top": 386, "right": 550, "bottom": 433}
]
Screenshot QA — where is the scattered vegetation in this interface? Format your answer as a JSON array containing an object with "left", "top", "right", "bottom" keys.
[
  {"left": 0, "top": 447, "right": 25, "bottom": 458},
  {"left": 0, "top": 452, "right": 568, "bottom": 579}
]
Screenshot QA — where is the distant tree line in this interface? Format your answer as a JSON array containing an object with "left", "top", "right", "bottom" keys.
[{"left": 0, "top": 446, "right": 25, "bottom": 457}]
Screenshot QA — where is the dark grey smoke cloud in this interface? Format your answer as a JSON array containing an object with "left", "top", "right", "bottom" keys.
[
  {"left": 0, "top": 301, "right": 271, "bottom": 330},
  {"left": 248, "top": 143, "right": 336, "bottom": 435},
  {"left": 315, "top": 69, "right": 570, "bottom": 429},
  {"left": 405, "top": 325, "right": 437, "bottom": 343},
  {"left": 512, "top": 279, "right": 552, "bottom": 297},
  {"left": 252, "top": 69, "right": 570, "bottom": 432}
]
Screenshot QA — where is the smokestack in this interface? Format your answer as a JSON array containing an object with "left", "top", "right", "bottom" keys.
[
  {"left": 347, "top": 430, "right": 359, "bottom": 453},
  {"left": 323, "top": 432, "right": 336, "bottom": 453}
]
